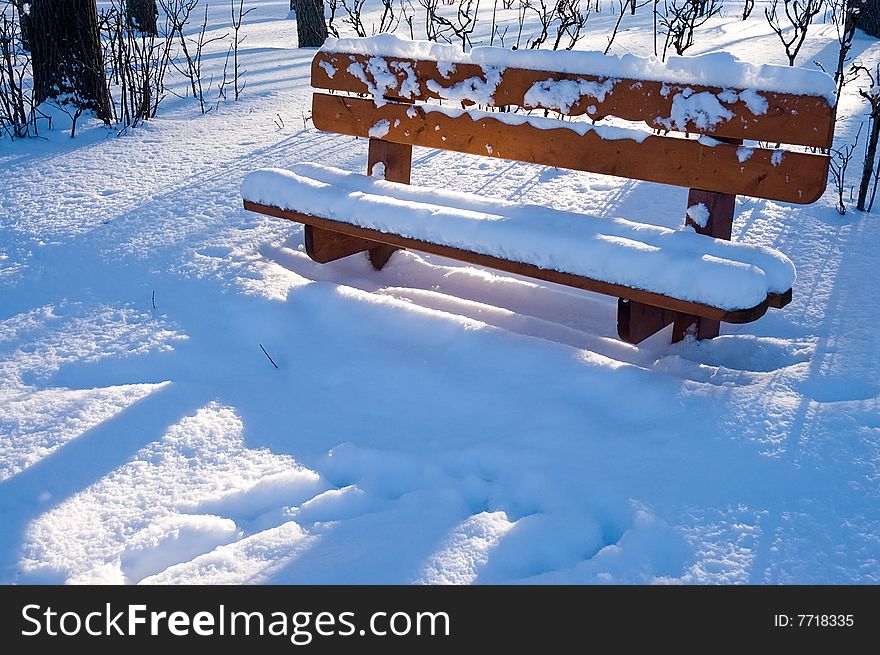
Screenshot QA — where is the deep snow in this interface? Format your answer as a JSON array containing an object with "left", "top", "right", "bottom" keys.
[{"left": 0, "top": 1, "right": 878, "bottom": 584}]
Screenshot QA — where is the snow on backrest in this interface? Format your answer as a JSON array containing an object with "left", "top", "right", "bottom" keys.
[{"left": 312, "top": 35, "right": 836, "bottom": 149}]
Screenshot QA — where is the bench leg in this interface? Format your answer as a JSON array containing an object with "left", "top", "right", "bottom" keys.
[
  {"left": 368, "top": 245, "right": 397, "bottom": 270},
  {"left": 302, "top": 138, "right": 414, "bottom": 270},
  {"left": 305, "top": 225, "right": 400, "bottom": 271},
  {"left": 304, "top": 225, "right": 374, "bottom": 263},
  {"left": 619, "top": 174, "right": 735, "bottom": 345},
  {"left": 366, "top": 138, "right": 413, "bottom": 271},
  {"left": 621, "top": 310, "right": 716, "bottom": 344},
  {"left": 618, "top": 298, "right": 691, "bottom": 344}
]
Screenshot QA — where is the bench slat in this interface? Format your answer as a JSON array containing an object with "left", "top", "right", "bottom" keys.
[
  {"left": 312, "top": 93, "right": 830, "bottom": 204},
  {"left": 312, "top": 53, "right": 835, "bottom": 148}
]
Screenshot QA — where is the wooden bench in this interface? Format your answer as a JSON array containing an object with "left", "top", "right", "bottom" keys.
[{"left": 242, "top": 36, "right": 836, "bottom": 344}]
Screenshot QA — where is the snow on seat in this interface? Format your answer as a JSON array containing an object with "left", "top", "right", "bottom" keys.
[{"left": 242, "top": 163, "right": 794, "bottom": 315}]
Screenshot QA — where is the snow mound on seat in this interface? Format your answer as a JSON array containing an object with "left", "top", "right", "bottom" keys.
[{"left": 241, "top": 164, "right": 794, "bottom": 311}]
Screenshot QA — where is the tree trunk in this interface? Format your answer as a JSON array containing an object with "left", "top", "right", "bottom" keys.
[
  {"left": 857, "top": 112, "right": 879, "bottom": 211},
  {"left": 126, "top": 0, "right": 158, "bottom": 35},
  {"left": 30, "top": 0, "right": 112, "bottom": 124},
  {"left": 858, "top": 0, "right": 880, "bottom": 38},
  {"left": 12, "top": 1, "right": 31, "bottom": 50},
  {"left": 294, "top": 0, "right": 327, "bottom": 47}
]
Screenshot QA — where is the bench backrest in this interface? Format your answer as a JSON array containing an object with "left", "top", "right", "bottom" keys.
[{"left": 310, "top": 39, "right": 836, "bottom": 205}]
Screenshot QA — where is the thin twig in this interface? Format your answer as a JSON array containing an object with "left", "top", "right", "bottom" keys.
[{"left": 259, "top": 343, "right": 279, "bottom": 368}]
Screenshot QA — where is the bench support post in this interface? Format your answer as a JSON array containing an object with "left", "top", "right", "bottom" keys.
[
  {"left": 617, "top": 137, "right": 740, "bottom": 344},
  {"left": 366, "top": 138, "right": 413, "bottom": 270},
  {"left": 679, "top": 186, "right": 737, "bottom": 341},
  {"left": 302, "top": 138, "right": 412, "bottom": 269}
]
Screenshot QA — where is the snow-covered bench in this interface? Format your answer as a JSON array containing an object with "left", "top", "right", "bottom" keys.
[{"left": 242, "top": 35, "right": 836, "bottom": 343}]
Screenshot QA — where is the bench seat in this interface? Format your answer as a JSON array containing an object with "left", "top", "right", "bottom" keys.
[{"left": 242, "top": 163, "right": 794, "bottom": 323}]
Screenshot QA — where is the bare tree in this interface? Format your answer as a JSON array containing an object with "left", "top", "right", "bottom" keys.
[
  {"left": 764, "top": 0, "right": 825, "bottom": 66},
  {"left": 604, "top": 0, "right": 627, "bottom": 54},
  {"left": 161, "top": 0, "right": 197, "bottom": 97},
  {"left": 741, "top": 0, "right": 754, "bottom": 19},
  {"left": 525, "top": 0, "right": 556, "bottom": 48},
  {"left": 233, "top": 0, "right": 252, "bottom": 99},
  {"left": 218, "top": 0, "right": 254, "bottom": 101},
  {"left": 553, "top": 0, "right": 589, "bottom": 49},
  {"left": 29, "top": 0, "right": 113, "bottom": 124},
  {"left": 652, "top": 0, "right": 660, "bottom": 54}
]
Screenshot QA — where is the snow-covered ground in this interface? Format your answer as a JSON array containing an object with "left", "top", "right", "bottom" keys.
[{"left": 1, "top": 1, "right": 879, "bottom": 584}]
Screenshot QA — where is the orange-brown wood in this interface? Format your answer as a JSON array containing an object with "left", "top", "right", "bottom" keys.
[
  {"left": 365, "top": 137, "right": 413, "bottom": 269},
  {"left": 685, "top": 187, "right": 738, "bottom": 239},
  {"left": 312, "top": 52, "right": 836, "bottom": 148},
  {"left": 621, "top": 182, "right": 741, "bottom": 343},
  {"left": 304, "top": 225, "right": 374, "bottom": 263},
  {"left": 312, "top": 93, "right": 830, "bottom": 204},
  {"left": 768, "top": 289, "right": 792, "bottom": 309},
  {"left": 683, "top": 183, "right": 740, "bottom": 340},
  {"left": 368, "top": 137, "right": 413, "bottom": 183},
  {"left": 244, "top": 199, "right": 780, "bottom": 324},
  {"left": 618, "top": 299, "right": 691, "bottom": 344}
]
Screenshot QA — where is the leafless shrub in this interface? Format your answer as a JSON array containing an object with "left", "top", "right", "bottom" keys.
[
  {"left": 604, "top": 0, "right": 626, "bottom": 54},
  {"left": 375, "top": 0, "right": 400, "bottom": 33},
  {"left": 229, "top": 0, "right": 253, "bottom": 100},
  {"left": 341, "top": 0, "right": 367, "bottom": 37},
  {"left": 401, "top": 0, "right": 416, "bottom": 38},
  {"left": 100, "top": 0, "right": 176, "bottom": 128},
  {"left": 765, "top": 0, "right": 825, "bottom": 66},
  {"left": 169, "top": 2, "right": 228, "bottom": 113},
  {"left": 829, "top": 123, "right": 861, "bottom": 215},
  {"left": 0, "top": 5, "right": 42, "bottom": 139},
  {"left": 420, "top": 0, "right": 480, "bottom": 49},
  {"left": 741, "top": 0, "right": 754, "bottom": 19},
  {"left": 515, "top": 0, "right": 528, "bottom": 47},
  {"left": 161, "top": 0, "right": 198, "bottom": 97},
  {"left": 660, "top": 0, "right": 722, "bottom": 60},
  {"left": 326, "top": 0, "right": 339, "bottom": 37},
  {"left": 831, "top": 0, "right": 860, "bottom": 97},
  {"left": 524, "top": 0, "right": 590, "bottom": 50},
  {"left": 605, "top": 0, "right": 651, "bottom": 54}
]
